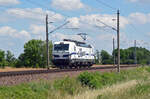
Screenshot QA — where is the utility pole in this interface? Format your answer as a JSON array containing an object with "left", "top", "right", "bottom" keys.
[
  {"left": 113, "top": 38, "right": 115, "bottom": 66},
  {"left": 45, "top": 15, "right": 69, "bottom": 69},
  {"left": 134, "top": 40, "right": 137, "bottom": 65},
  {"left": 46, "top": 14, "right": 49, "bottom": 69},
  {"left": 117, "top": 10, "right": 120, "bottom": 72}
]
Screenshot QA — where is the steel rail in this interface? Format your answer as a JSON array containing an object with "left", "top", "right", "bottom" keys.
[{"left": 0, "top": 65, "right": 137, "bottom": 77}]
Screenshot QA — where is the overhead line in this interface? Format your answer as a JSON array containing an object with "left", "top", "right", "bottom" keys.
[
  {"left": 129, "top": 22, "right": 140, "bottom": 34},
  {"left": 26, "top": 0, "right": 54, "bottom": 11},
  {"left": 120, "top": 12, "right": 141, "bottom": 37},
  {"left": 25, "top": 0, "right": 70, "bottom": 18},
  {"left": 95, "top": 0, "right": 117, "bottom": 11},
  {"left": 96, "top": 19, "right": 117, "bottom": 31}
]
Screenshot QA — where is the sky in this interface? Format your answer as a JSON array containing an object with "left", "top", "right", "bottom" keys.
[{"left": 0, "top": 0, "right": 150, "bottom": 57}]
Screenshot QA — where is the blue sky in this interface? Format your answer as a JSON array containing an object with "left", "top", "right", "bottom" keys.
[{"left": 0, "top": 0, "right": 150, "bottom": 57}]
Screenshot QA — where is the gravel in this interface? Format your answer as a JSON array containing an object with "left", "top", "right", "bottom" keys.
[{"left": 0, "top": 67, "right": 135, "bottom": 86}]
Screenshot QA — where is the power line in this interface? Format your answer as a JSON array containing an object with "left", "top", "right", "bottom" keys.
[
  {"left": 115, "top": 12, "right": 139, "bottom": 48},
  {"left": 0, "top": 6, "right": 47, "bottom": 18},
  {"left": 129, "top": 22, "right": 140, "bottom": 34},
  {"left": 95, "top": 0, "right": 117, "bottom": 11},
  {"left": 94, "top": 0, "right": 140, "bottom": 42},
  {"left": 25, "top": 0, "right": 70, "bottom": 18},
  {"left": 96, "top": 19, "right": 117, "bottom": 31},
  {"left": 49, "top": 21, "right": 70, "bottom": 34},
  {"left": 26, "top": 0, "right": 55, "bottom": 11},
  {"left": 120, "top": 12, "right": 142, "bottom": 39}
]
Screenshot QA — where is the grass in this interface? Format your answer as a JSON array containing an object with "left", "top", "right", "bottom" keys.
[
  {"left": 0, "top": 77, "right": 87, "bottom": 99},
  {"left": 0, "top": 82, "right": 50, "bottom": 99},
  {"left": 96, "top": 80, "right": 150, "bottom": 99},
  {"left": 72, "top": 80, "right": 137, "bottom": 99},
  {"left": 0, "top": 66, "right": 150, "bottom": 99},
  {"left": 53, "top": 77, "right": 85, "bottom": 96}
]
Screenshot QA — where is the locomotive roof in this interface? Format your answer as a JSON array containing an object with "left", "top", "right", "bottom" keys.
[
  {"left": 63, "top": 39, "right": 85, "bottom": 44},
  {"left": 63, "top": 39, "right": 92, "bottom": 48}
]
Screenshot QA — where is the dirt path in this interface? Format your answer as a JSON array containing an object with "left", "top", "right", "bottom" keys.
[{"left": 0, "top": 67, "right": 46, "bottom": 72}]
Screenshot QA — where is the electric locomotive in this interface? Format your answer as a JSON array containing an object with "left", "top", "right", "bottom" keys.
[{"left": 52, "top": 39, "right": 95, "bottom": 68}]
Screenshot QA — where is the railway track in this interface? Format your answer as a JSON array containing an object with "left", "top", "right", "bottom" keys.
[{"left": 0, "top": 65, "right": 137, "bottom": 77}]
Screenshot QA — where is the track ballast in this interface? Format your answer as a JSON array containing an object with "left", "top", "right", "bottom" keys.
[{"left": 0, "top": 65, "right": 137, "bottom": 77}]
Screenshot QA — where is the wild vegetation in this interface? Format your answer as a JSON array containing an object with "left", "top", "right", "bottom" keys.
[
  {"left": 1, "top": 39, "right": 150, "bottom": 68},
  {"left": 0, "top": 39, "right": 53, "bottom": 68},
  {"left": 0, "top": 66, "right": 150, "bottom": 99}
]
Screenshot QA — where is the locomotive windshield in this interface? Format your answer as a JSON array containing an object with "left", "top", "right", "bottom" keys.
[{"left": 54, "top": 44, "right": 69, "bottom": 51}]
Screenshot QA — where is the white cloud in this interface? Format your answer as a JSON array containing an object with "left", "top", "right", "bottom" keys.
[
  {"left": 0, "top": 26, "right": 30, "bottom": 39},
  {"left": 67, "top": 17, "right": 80, "bottom": 28},
  {"left": 18, "top": 30, "right": 30, "bottom": 39},
  {"left": 94, "top": 30, "right": 130, "bottom": 50},
  {"left": 147, "top": 32, "right": 150, "bottom": 36},
  {"left": 30, "top": 24, "right": 55, "bottom": 35},
  {"left": 129, "top": 12, "right": 150, "bottom": 24},
  {"left": 0, "top": 0, "right": 20, "bottom": 6},
  {"left": 29, "top": 24, "right": 56, "bottom": 40},
  {"left": 67, "top": 14, "right": 129, "bottom": 31},
  {"left": 97, "top": 33, "right": 116, "bottom": 41},
  {"left": 6, "top": 8, "right": 64, "bottom": 22},
  {"left": 129, "top": 12, "right": 147, "bottom": 24},
  {"left": 51, "top": 0, "right": 84, "bottom": 10},
  {"left": 30, "top": 24, "right": 45, "bottom": 35}
]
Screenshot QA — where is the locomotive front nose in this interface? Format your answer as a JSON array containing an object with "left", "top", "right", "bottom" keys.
[
  {"left": 53, "top": 52, "right": 69, "bottom": 66},
  {"left": 52, "top": 52, "right": 70, "bottom": 59},
  {"left": 52, "top": 51, "right": 70, "bottom": 66}
]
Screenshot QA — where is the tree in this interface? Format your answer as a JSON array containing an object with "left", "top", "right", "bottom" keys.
[
  {"left": 0, "top": 49, "right": 6, "bottom": 68},
  {"left": 5, "top": 50, "right": 16, "bottom": 66},
  {"left": 16, "top": 39, "right": 53, "bottom": 68},
  {"left": 101, "top": 50, "right": 112, "bottom": 64}
]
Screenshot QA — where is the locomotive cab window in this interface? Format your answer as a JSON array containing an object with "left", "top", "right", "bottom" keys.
[{"left": 54, "top": 44, "right": 69, "bottom": 51}]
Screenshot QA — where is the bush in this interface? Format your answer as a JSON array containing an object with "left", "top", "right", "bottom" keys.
[
  {"left": 53, "top": 77, "right": 83, "bottom": 95},
  {"left": 77, "top": 72, "right": 102, "bottom": 89},
  {"left": 77, "top": 70, "right": 135, "bottom": 89},
  {"left": 101, "top": 72, "right": 118, "bottom": 85}
]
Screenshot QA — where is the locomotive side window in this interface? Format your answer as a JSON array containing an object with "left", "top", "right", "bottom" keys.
[{"left": 54, "top": 44, "right": 69, "bottom": 51}]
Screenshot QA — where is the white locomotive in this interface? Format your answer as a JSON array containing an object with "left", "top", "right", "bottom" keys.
[{"left": 52, "top": 39, "right": 95, "bottom": 68}]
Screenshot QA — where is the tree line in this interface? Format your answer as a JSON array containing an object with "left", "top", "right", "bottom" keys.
[
  {"left": 95, "top": 47, "right": 150, "bottom": 65},
  {"left": 0, "top": 39, "right": 150, "bottom": 68}
]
